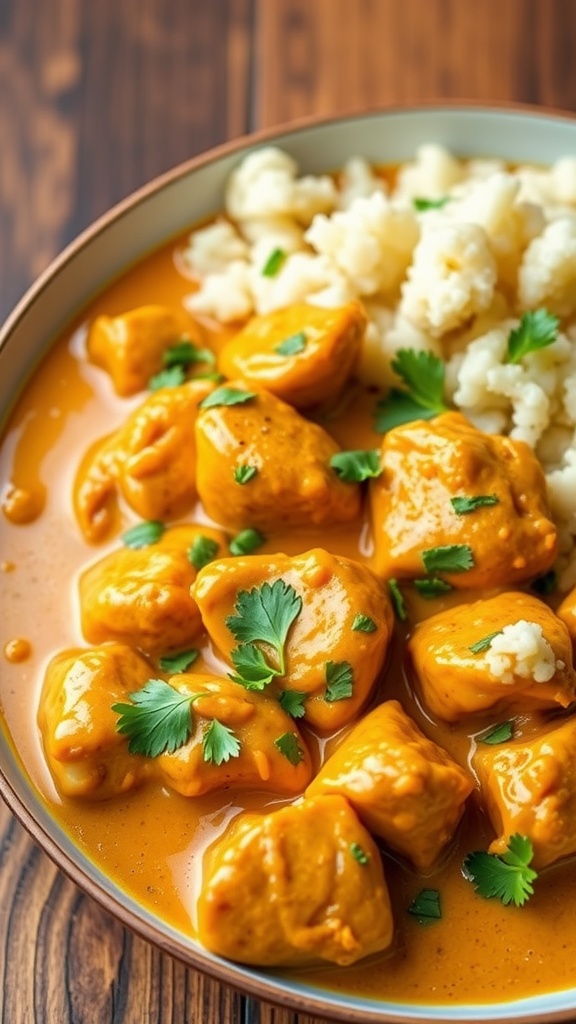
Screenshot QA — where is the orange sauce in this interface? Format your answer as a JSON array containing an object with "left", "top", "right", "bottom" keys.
[{"left": 1, "top": 230, "right": 576, "bottom": 1007}]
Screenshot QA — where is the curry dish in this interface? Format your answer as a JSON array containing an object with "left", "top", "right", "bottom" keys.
[{"left": 2, "top": 152, "right": 576, "bottom": 1006}]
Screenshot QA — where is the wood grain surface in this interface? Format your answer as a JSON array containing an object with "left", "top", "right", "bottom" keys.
[{"left": 2, "top": 0, "right": 576, "bottom": 1020}]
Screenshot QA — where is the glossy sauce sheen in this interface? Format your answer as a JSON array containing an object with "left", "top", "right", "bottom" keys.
[{"left": 2, "top": 234, "right": 576, "bottom": 1006}]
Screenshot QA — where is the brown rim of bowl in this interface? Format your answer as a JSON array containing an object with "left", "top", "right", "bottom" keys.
[{"left": 2, "top": 100, "right": 576, "bottom": 1024}]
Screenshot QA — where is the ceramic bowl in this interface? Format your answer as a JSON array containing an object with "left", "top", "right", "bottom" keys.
[{"left": 2, "top": 104, "right": 576, "bottom": 1024}]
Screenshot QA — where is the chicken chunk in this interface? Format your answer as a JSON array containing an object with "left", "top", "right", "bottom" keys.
[
  {"left": 193, "top": 548, "right": 394, "bottom": 731},
  {"left": 156, "top": 674, "right": 312, "bottom": 797},
  {"left": 558, "top": 585, "right": 576, "bottom": 649},
  {"left": 74, "top": 380, "right": 214, "bottom": 542},
  {"left": 79, "top": 525, "right": 226, "bottom": 654},
  {"left": 370, "top": 411, "right": 557, "bottom": 588},
  {"left": 194, "top": 383, "right": 361, "bottom": 531},
  {"left": 474, "top": 716, "right": 576, "bottom": 868},
  {"left": 218, "top": 301, "right": 366, "bottom": 410},
  {"left": 408, "top": 591, "right": 576, "bottom": 722},
  {"left": 38, "top": 643, "right": 152, "bottom": 799},
  {"left": 87, "top": 304, "right": 209, "bottom": 396},
  {"left": 306, "top": 700, "right": 473, "bottom": 870},
  {"left": 197, "top": 794, "right": 394, "bottom": 966}
]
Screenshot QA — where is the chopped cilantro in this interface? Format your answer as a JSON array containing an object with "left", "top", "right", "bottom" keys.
[
  {"left": 505, "top": 310, "right": 560, "bottom": 364},
  {"left": 163, "top": 339, "right": 215, "bottom": 369},
  {"left": 329, "top": 449, "right": 382, "bottom": 482},
  {"left": 414, "top": 577, "right": 454, "bottom": 599},
  {"left": 375, "top": 349, "right": 448, "bottom": 432},
  {"left": 148, "top": 365, "right": 186, "bottom": 390},
  {"left": 463, "top": 834, "right": 537, "bottom": 907},
  {"left": 122, "top": 520, "right": 165, "bottom": 549},
  {"left": 274, "top": 732, "right": 305, "bottom": 765},
  {"left": 388, "top": 578, "right": 408, "bottom": 621},
  {"left": 352, "top": 613, "right": 377, "bottom": 633},
  {"left": 188, "top": 535, "right": 219, "bottom": 571},
  {"left": 350, "top": 842, "right": 370, "bottom": 865},
  {"left": 234, "top": 465, "right": 258, "bottom": 485},
  {"left": 159, "top": 649, "right": 199, "bottom": 674},
  {"left": 261, "top": 247, "right": 287, "bottom": 277},
  {"left": 450, "top": 495, "right": 499, "bottom": 515},
  {"left": 229, "top": 643, "right": 282, "bottom": 690},
  {"left": 278, "top": 689, "right": 307, "bottom": 718},
  {"left": 408, "top": 888, "right": 442, "bottom": 924},
  {"left": 229, "top": 528, "right": 265, "bottom": 556},
  {"left": 421, "top": 544, "right": 475, "bottom": 574},
  {"left": 226, "top": 579, "right": 302, "bottom": 680},
  {"left": 413, "top": 196, "right": 450, "bottom": 212},
  {"left": 479, "top": 720, "right": 514, "bottom": 745},
  {"left": 469, "top": 630, "right": 503, "bottom": 654},
  {"left": 324, "top": 660, "right": 353, "bottom": 702},
  {"left": 275, "top": 331, "right": 307, "bottom": 356},
  {"left": 199, "top": 387, "right": 256, "bottom": 409},
  {"left": 202, "top": 719, "right": 241, "bottom": 765}
]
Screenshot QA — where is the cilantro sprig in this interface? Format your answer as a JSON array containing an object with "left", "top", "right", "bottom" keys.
[
  {"left": 226, "top": 579, "right": 302, "bottom": 689},
  {"left": 469, "top": 630, "right": 503, "bottom": 654},
  {"left": 479, "top": 720, "right": 514, "bottom": 745},
  {"left": 408, "top": 888, "right": 442, "bottom": 924},
  {"left": 112, "top": 678, "right": 241, "bottom": 764},
  {"left": 463, "top": 834, "right": 537, "bottom": 907},
  {"left": 324, "top": 660, "right": 353, "bottom": 702},
  {"left": 199, "top": 387, "right": 256, "bottom": 409},
  {"left": 274, "top": 732, "right": 305, "bottom": 765},
  {"left": 450, "top": 495, "right": 499, "bottom": 515},
  {"left": 329, "top": 449, "right": 382, "bottom": 482},
  {"left": 122, "top": 520, "right": 165, "bottom": 549},
  {"left": 275, "top": 331, "right": 307, "bottom": 356},
  {"left": 421, "top": 544, "right": 475, "bottom": 575},
  {"left": 375, "top": 349, "right": 448, "bottom": 432},
  {"left": 505, "top": 310, "right": 560, "bottom": 364}
]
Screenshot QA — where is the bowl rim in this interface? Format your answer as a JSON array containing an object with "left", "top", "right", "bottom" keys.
[{"left": 3, "top": 99, "right": 576, "bottom": 1024}]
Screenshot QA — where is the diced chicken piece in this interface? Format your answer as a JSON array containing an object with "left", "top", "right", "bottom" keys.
[
  {"left": 193, "top": 548, "right": 393, "bottom": 731},
  {"left": 87, "top": 304, "right": 209, "bottom": 396},
  {"left": 79, "top": 525, "right": 226, "bottom": 654},
  {"left": 218, "top": 302, "right": 366, "bottom": 410},
  {"left": 195, "top": 383, "right": 361, "bottom": 531},
  {"left": 197, "top": 794, "right": 393, "bottom": 966},
  {"left": 558, "top": 585, "right": 576, "bottom": 649},
  {"left": 408, "top": 592, "right": 576, "bottom": 722},
  {"left": 74, "top": 380, "right": 214, "bottom": 542},
  {"left": 306, "top": 700, "right": 473, "bottom": 870},
  {"left": 475, "top": 716, "right": 576, "bottom": 868},
  {"left": 370, "top": 411, "right": 557, "bottom": 588},
  {"left": 38, "top": 643, "right": 152, "bottom": 799},
  {"left": 156, "top": 675, "right": 312, "bottom": 797}
]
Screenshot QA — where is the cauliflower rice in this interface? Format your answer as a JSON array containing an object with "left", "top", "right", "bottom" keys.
[{"left": 182, "top": 144, "right": 576, "bottom": 591}]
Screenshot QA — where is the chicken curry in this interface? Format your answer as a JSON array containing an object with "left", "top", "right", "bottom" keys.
[{"left": 2, "top": 207, "right": 576, "bottom": 1007}]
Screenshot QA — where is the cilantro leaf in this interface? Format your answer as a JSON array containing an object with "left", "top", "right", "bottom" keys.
[
  {"left": 329, "top": 449, "right": 382, "bottom": 482},
  {"left": 388, "top": 578, "right": 408, "bottom": 621},
  {"left": 112, "top": 678, "right": 194, "bottom": 757},
  {"left": 159, "top": 649, "right": 199, "bottom": 674},
  {"left": 226, "top": 579, "right": 302, "bottom": 676},
  {"left": 274, "top": 732, "right": 305, "bottom": 765},
  {"left": 149, "top": 365, "right": 186, "bottom": 390},
  {"left": 505, "top": 310, "right": 560, "bottom": 364},
  {"left": 275, "top": 331, "right": 307, "bottom": 356},
  {"left": 122, "top": 520, "right": 165, "bottom": 549},
  {"left": 279, "top": 690, "right": 307, "bottom": 718},
  {"left": 234, "top": 465, "right": 258, "bottom": 485},
  {"left": 450, "top": 495, "right": 499, "bottom": 515},
  {"left": 262, "top": 247, "right": 286, "bottom": 277},
  {"left": 531, "top": 570, "right": 557, "bottom": 596},
  {"left": 202, "top": 719, "right": 241, "bottom": 765},
  {"left": 408, "top": 888, "right": 442, "bottom": 924},
  {"left": 375, "top": 350, "right": 448, "bottom": 432},
  {"left": 413, "top": 577, "right": 453, "bottom": 599},
  {"left": 469, "top": 630, "right": 503, "bottom": 654},
  {"left": 352, "top": 613, "right": 377, "bottom": 633},
  {"left": 229, "top": 528, "right": 265, "bottom": 556},
  {"left": 421, "top": 544, "right": 475, "bottom": 574},
  {"left": 188, "top": 535, "right": 219, "bottom": 571},
  {"left": 413, "top": 196, "right": 450, "bottom": 212},
  {"left": 479, "top": 720, "right": 514, "bottom": 745},
  {"left": 324, "top": 660, "right": 353, "bottom": 702},
  {"left": 350, "top": 842, "right": 370, "bottom": 865},
  {"left": 463, "top": 834, "right": 537, "bottom": 906},
  {"left": 163, "top": 339, "right": 215, "bottom": 369},
  {"left": 199, "top": 387, "right": 256, "bottom": 409},
  {"left": 229, "top": 644, "right": 281, "bottom": 690}
]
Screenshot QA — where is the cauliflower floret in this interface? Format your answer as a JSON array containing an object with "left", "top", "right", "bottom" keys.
[
  {"left": 338, "top": 157, "right": 387, "bottom": 209},
  {"left": 484, "top": 621, "right": 561, "bottom": 684},
  {"left": 400, "top": 222, "right": 496, "bottom": 337},
  {"left": 357, "top": 305, "right": 443, "bottom": 389},
  {"left": 551, "top": 157, "right": 576, "bottom": 206},
  {"left": 394, "top": 143, "right": 464, "bottom": 200},
  {"left": 225, "top": 146, "right": 337, "bottom": 226},
  {"left": 181, "top": 220, "right": 248, "bottom": 276},
  {"left": 305, "top": 192, "right": 419, "bottom": 297},
  {"left": 547, "top": 447, "right": 576, "bottom": 543},
  {"left": 518, "top": 218, "right": 576, "bottom": 316},
  {"left": 249, "top": 251, "right": 350, "bottom": 316},
  {"left": 241, "top": 216, "right": 305, "bottom": 252},
  {"left": 185, "top": 260, "right": 254, "bottom": 322}
]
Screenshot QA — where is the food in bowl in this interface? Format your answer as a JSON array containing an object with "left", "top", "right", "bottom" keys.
[{"left": 2, "top": 136, "right": 576, "bottom": 1006}]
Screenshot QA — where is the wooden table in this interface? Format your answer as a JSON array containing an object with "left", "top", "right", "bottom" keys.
[{"left": 2, "top": 1, "right": 576, "bottom": 1020}]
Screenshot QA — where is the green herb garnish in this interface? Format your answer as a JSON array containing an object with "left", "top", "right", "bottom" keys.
[
  {"left": 352, "top": 613, "right": 377, "bottom": 633},
  {"left": 149, "top": 365, "right": 186, "bottom": 390},
  {"left": 375, "top": 349, "right": 448, "bottom": 432},
  {"left": 274, "top": 732, "right": 305, "bottom": 765},
  {"left": 163, "top": 339, "right": 215, "bottom": 369},
  {"left": 388, "top": 578, "right": 408, "bottom": 621},
  {"left": 350, "top": 842, "right": 370, "bottom": 865},
  {"left": 202, "top": 719, "right": 241, "bottom": 765},
  {"left": 324, "top": 660, "right": 353, "bottom": 702},
  {"left": 199, "top": 387, "right": 256, "bottom": 409},
  {"left": 230, "top": 644, "right": 282, "bottom": 690},
  {"left": 505, "top": 310, "right": 560, "bottom": 364},
  {"left": 408, "top": 888, "right": 442, "bottom": 924},
  {"left": 234, "top": 465, "right": 258, "bottom": 485},
  {"left": 275, "top": 331, "right": 307, "bottom": 356},
  {"left": 122, "top": 520, "right": 165, "bottom": 549},
  {"left": 479, "top": 720, "right": 514, "bottom": 745},
  {"left": 463, "top": 834, "right": 537, "bottom": 907},
  {"left": 469, "top": 630, "right": 503, "bottom": 654},
  {"left": 188, "top": 535, "right": 219, "bottom": 571},
  {"left": 413, "top": 196, "right": 450, "bottom": 212},
  {"left": 329, "top": 449, "right": 382, "bottom": 482},
  {"left": 226, "top": 579, "right": 302, "bottom": 681},
  {"left": 159, "top": 649, "right": 199, "bottom": 674},
  {"left": 421, "top": 544, "right": 475, "bottom": 575},
  {"left": 450, "top": 495, "right": 500, "bottom": 515},
  {"left": 278, "top": 690, "right": 307, "bottom": 718},
  {"left": 414, "top": 577, "right": 454, "bottom": 599},
  {"left": 229, "top": 528, "right": 265, "bottom": 556},
  {"left": 262, "top": 247, "right": 287, "bottom": 277}
]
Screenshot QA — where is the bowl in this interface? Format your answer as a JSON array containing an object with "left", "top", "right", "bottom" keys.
[{"left": 2, "top": 103, "right": 576, "bottom": 1024}]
